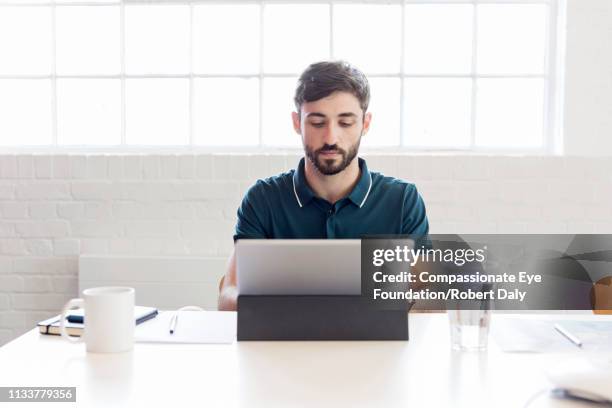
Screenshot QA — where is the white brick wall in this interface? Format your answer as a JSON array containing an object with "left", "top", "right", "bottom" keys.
[{"left": 0, "top": 153, "right": 611, "bottom": 346}]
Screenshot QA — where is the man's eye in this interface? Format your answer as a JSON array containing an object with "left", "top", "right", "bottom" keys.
[
  {"left": 311, "top": 122, "right": 325, "bottom": 128},
  {"left": 339, "top": 122, "right": 353, "bottom": 127}
]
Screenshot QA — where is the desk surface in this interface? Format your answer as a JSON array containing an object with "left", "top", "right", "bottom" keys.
[{"left": 0, "top": 313, "right": 608, "bottom": 408}]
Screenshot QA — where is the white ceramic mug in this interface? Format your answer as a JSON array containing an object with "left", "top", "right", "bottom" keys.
[{"left": 60, "top": 287, "right": 135, "bottom": 353}]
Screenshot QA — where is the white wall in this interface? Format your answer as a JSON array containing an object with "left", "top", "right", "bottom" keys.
[
  {"left": 0, "top": 153, "right": 611, "bottom": 346},
  {"left": 1, "top": 0, "right": 612, "bottom": 347},
  {"left": 564, "top": 0, "right": 612, "bottom": 156}
]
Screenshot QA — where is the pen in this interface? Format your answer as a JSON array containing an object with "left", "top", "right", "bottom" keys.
[
  {"left": 168, "top": 306, "right": 206, "bottom": 334},
  {"left": 554, "top": 323, "right": 582, "bottom": 348},
  {"left": 169, "top": 313, "right": 178, "bottom": 335}
]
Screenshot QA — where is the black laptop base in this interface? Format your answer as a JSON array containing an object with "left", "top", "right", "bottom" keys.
[{"left": 237, "top": 295, "right": 409, "bottom": 341}]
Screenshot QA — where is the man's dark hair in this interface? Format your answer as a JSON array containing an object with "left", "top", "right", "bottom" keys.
[{"left": 294, "top": 60, "right": 370, "bottom": 116}]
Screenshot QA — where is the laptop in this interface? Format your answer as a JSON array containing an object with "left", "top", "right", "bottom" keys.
[{"left": 236, "top": 239, "right": 361, "bottom": 296}]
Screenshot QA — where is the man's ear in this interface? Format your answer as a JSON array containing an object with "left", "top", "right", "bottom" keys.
[
  {"left": 362, "top": 112, "right": 372, "bottom": 136},
  {"left": 291, "top": 111, "right": 302, "bottom": 135}
]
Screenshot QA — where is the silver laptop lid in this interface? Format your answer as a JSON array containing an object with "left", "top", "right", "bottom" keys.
[{"left": 236, "top": 239, "right": 361, "bottom": 295}]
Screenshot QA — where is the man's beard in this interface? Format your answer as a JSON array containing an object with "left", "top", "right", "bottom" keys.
[{"left": 305, "top": 138, "right": 361, "bottom": 176}]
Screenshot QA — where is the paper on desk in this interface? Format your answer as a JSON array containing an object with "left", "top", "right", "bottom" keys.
[
  {"left": 135, "top": 311, "right": 236, "bottom": 344},
  {"left": 491, "top": 316, "right": 612, "bottom": 353}
]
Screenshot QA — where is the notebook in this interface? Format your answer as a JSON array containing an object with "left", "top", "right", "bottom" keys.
[
  {"left": 37, "top": 306, "right": 158, "bottom": 337},
  {"left": 135, "top": 311, "right": 236, "bottom": 344}
]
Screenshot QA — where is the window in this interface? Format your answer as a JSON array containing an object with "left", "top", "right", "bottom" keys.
[{"left": 0, "top": 0, "right": 563, "bottom": 152}]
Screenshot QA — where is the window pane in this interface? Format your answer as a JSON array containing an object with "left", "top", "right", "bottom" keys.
[
  {"left": 262, "top": 77, "right": 301, "bottom": 147},
  {"left": 0, "top": 6, "right": 52, "bottom": 75},
  {"left": 477, "top": 4, "right": 548, "bottom": 74},
  {"left": 263, "top": 5, "right": 329, "bottom": 74},
  {"left": 56, "top": 6, "right": 120, "bottom": 75},
  {"left": 125, "top": 5, "right": 190, "bottom": 75},
  {"left": 0, "top": 79, "right": 52, "bottom": 146},
  {"left": 362, "top": 78, "right": 400, "bottom": 147},
  {"left": 126, "top": 79, "right": 189, "bottom": 146},
  {"left": 475, "top": 78, "right": 545, "bottom": 148},
  {"left": 333, "top": 4, "right": 401, "bottom": 74},
  {"left": 404, "top": 4, "right": 473, "bottom": 75},
  {"left": 403, "top": 78, "right": 472, "bottom": 148},
  {"left": 194, "top": 78, "right": 259, "bottom": 146},
  {"left": 193, "top": 5, "right": 260, "bottom": 75},
  {"left": 57, "top": 79, "right": 121, "bottom": 146}
]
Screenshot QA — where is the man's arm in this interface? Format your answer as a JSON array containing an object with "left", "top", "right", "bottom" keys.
[
  {"left": 218, "top": 249, "right": 238, "bottom": 311},
  {"left": 218, "top": 181, "right": 268, "bottom": 311}
]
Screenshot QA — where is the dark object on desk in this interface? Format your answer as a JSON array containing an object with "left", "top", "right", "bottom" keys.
[
  {"left": 37, "top": 316, "right": 84, "bottom": 337},
  {"left": 66, "top": 306, "right": 158, "bottom": 325},
  {"left": 551, "top": 388, "right": 612, "bottom": 406},
  {"left": 38, "top": 306, "right": 159, "bottom": 337},
  {"left": 237, "top": 295, "right": 409, "bottom": 341}
]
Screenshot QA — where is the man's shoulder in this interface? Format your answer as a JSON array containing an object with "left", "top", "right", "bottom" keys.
[
  {"left": 243, "top": 169, "right": 295, "bottom": 200},
  {"left": 370, "top": 171, "right": 418, "bottom": 195}
]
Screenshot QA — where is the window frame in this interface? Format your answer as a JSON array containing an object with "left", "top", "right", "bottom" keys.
[{"left": 0, "top": 0, "right": 566, "bottom": 154}]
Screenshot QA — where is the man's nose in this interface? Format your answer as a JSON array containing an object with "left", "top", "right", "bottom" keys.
[{"left": 322, "top": 123, "right": 340, "bottom": 144}]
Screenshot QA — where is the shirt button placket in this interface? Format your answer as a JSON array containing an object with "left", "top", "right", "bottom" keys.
[{"left": 326, "top": 207, "right": 335, "bottom": 238}]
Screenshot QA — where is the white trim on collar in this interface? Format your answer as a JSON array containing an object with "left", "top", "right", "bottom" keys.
[
  {"left": 292, "top": 175, "right": 303, "bottom": 208},
  {"left": 359, "top": 173, "right": 373, "bottom": 208}
]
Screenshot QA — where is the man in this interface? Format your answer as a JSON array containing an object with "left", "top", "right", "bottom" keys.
[{"left": 218, "top": 61, "right": 429, "bottom": 311}]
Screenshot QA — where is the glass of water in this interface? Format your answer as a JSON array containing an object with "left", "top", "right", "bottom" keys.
[{"left": 448, "top": 308, "right": 491, "bottom": 351}]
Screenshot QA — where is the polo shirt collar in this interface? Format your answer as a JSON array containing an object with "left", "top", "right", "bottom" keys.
[
  {"left": 348, "top": 158, "right": 373, "bottom": 208},
  {"left": 292, "top": 157, "right": 373, "bottom": 209},
  {"left": 292, "top": 158, "right": 315, "bottom": 207}
]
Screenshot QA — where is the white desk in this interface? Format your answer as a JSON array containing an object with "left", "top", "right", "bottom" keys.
[{"left": 0, "top": 313, "right": 607, "bottom": 408}]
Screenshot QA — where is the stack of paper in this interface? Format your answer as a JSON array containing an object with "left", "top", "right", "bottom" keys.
[
  {"left": 491, "top": 316, "right": 612, "bottom": 353},
  {"left": 135, "top": 311, "right": 236, "bottom": 344}
]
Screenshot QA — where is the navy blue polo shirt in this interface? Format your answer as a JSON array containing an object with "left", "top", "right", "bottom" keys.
[{"left": 233, "top": 157, "right": 429, "bottom": 241}]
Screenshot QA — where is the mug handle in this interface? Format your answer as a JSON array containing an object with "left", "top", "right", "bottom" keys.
[{"left": 60, "top": 298, "right": 84, "bottom": 344}]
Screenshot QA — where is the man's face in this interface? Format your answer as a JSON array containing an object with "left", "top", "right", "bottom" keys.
[{"left": 292, "top": 91, "right": 371, "bottom": 176}]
